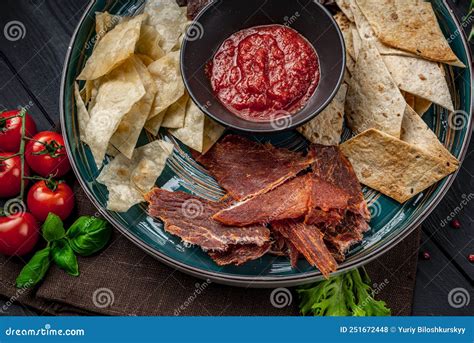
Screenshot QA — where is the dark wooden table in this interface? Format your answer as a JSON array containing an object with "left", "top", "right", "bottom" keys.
[{"left": 0, "top": 0, "right": 472, "bottom": 316}]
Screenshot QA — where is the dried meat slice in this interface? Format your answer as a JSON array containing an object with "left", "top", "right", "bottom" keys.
[
  {"left": 197, "top": 135, "right": 315, "bottom": 201},
  {"left": 305, "top": 176, "right": 350, "bottom": 226},
  {"left": 310, "top": 144, "right": 370, "bottom": 220},
  {"left": 288, "top": 241, "right": 300, "bottom": 269},
  {"left": 271, "top": 220, "right": 338, "bottom": 278},
  {"left": 324, "top": 212, "right": 370, "bottom": 261},
  {"left": 212, "top": 174, "right": 312, "bottom": 227},
  {"left": 145, "top": 188, "right": 270, "bottom": 251},
  {"left": 208, "top": 242, "right": 271, "bottom": 266}
]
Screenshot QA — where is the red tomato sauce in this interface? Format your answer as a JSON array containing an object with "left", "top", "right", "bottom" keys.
[{"left": 208, "top": 25, "right": 320, "bottom": 122}]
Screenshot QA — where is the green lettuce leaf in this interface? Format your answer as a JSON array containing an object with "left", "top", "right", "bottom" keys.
[{"left": 297, "top": 268, "right": 391, "bottom": 316}]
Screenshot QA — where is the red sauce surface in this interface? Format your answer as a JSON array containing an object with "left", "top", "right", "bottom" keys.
[{"left": 209, "top": 25, "right": 320, "bottom": 122}]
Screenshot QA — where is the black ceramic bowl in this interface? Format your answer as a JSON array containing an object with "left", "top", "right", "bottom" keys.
[{"left": 180, "top": 0, "right": 346, "bottom": 133}]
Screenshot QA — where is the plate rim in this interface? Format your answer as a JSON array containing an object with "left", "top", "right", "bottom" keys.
[{"left": 59, "top": 0, "right": 473, "bottom": 288}]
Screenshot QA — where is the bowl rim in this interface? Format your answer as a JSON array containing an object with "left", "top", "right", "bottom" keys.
[
  {"left": 179, "top": 0, "right": 347, "bottom": 133},
  {"left": 60, "top": 0, "right": 473, "bottom": 288}
]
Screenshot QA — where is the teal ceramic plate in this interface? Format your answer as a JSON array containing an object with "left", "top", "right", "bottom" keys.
[{"left": 60, "top": 0, "right": 473, "bottom": 287}]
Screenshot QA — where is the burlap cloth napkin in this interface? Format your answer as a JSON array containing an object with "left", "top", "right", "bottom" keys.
[{"left": 0, "top": 181, "right": 420, "bottom": 316}]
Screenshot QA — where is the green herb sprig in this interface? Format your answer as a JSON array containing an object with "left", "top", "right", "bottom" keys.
[
  {"left": 297, "top": 268, "right": 391, "bottom": 316},
  {"left": 16, "top": 213, "right": 112, "bottom": 288}
]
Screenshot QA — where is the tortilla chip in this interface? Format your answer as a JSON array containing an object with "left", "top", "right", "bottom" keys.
[
  {"left": 84, "top": 59, "right": 146, "bottom": 167},
  {"left": 356, "top": 0, "right": 463, "bottom": 65},
  {"left": 95, "top": 12, "right": 122, "bottom": 41},
  {"left": 97, "top": 139, "right": 174, "bottom": 212},
  {"left": 382, "top": 55, "right": 454, "bottom": 111},
  {"left": 86, "top": 79, "right": 101, "bottom": 111},
  {"left": 414, "top": 96, "right": 432, "bottom": 116},
  {"left": 144, "top": 0, "right": 188, "bottom": 53},
  {"left": 334, "top": 12, "right": 355, "bottom": 60},
  {"left": 169, "top": 99, "right": 205, "bottom": 152},
  {"left": 202, "top": 116, "right": 226, "bottom": 154},
  {"left": 131, "top": 140, "right": 174, "bottom": 193},
  {"left": 340, "top": 128, "right": 458, "bottom": 203},
  {"left": 74, "top": 82, "right": 90, "bottom": 141},
  {"left": 144, "top": 108, "right": 168, "bottom": 136},
  {"left": 77, "top": 14, "right": 146, "bottom": 80},
  {"left": 147, "top": 51, "right": 185, "bottom": 118},
  {"left": 298, "top": 83, "right": 347, "bottom": 145},
  {"left": 336, "top": 0, "right": 355, "bottom": 22},
  {"left": 109, "top": 56, "right": 157, "bottom": 159},
  {"left": 345, "top": 40, "right": 405, "bottom": 138},
  {"left": 401, "top": 105, "right": 459, "bottom": 167},
  {"left": 136, "top": 54, "right": 155, "bottom": 66},
  {"left": 161, "top": 93, "right": 189, "bottom": 128},
  {"left": 136, "top": 25, "right": 165, "bottom": 61}
]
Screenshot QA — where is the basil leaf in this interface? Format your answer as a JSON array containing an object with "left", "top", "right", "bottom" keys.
[
  {"left": 66, "top": 216, "right": 112, "bottom": 256},
  {"left": 16, "top": 246, "right": 51, "bottom": 288},
  {"left": 51, "top": 239, "right": 79, "bottom": 277},
  {"left": 42, "top": 213, "right": 65, "bottom": 242}
]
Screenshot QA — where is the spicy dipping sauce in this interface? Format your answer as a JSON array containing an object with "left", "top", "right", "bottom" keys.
[{"left": 208, "top": 24, "right": 320, "bottom": 122}]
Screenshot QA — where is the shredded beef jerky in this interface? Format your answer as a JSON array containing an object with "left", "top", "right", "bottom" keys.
[
  {"left": 146, "top": 188, "right": 270, "bottom": 251},
  {"left": 198, "top": 135, "right": 314, "bottom": 201},
  {"left": 208, "top": 243, "right": 271, "bottom": 266},
  {"left": 310, "top": 144, "right": 370, "bottom": 220},
  {"left": 271, "top": 220, "right": 337, "bottom": 278},
  {"left": 212, "top": 174, "right": 312, "bottom": 226},
  {"left": 305, "top": 176, "right": 350, "bottom": 226}
]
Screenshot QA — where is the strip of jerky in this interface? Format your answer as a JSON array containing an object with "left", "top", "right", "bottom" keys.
[
  {"left": 208, "top": 243, "right": 271, "bottom": 266},
  {"left": 305, "top": 176, "right": 350, "bottom": 226},
  {"left": 145, "top": 188, "right": 270, "bottom": 251},
  {"left": 324, "top": 212, "right": 370, "bottom": 261},
  {"left": 288, "top": 241, "right": 300, "bottom": 269},
  {"left": 310, "top": 144, "right": 370, "bottom": 220},
  {"left": 271, "top": 220, "right": 338, "bottom": 278},
  {"left": 197, "top": 135, "right": 315, "bottom": 201},
  {"left": 212, "top": 174, "right": 312, "bottom": 227}
]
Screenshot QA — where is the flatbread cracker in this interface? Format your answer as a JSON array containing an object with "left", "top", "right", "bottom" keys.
[
  {"left": 334, "top": 12, "right": 355, "bottom": 60},
  {"left": 298, "top": 83, "right": 347, "bottom": 145},
  {"left": 401, "top": 105, "right": 458, "bottom": 167},
  {"left": 356, "top": 0, "right": 463, "bottom": 65},
  {"left": 345, "top": 40, "right": 405, "bottom": 138},
  {"left": 336, "top": 0, "right": 355, "bottom": 22},
  {"left": 350, "top": 1, "right": 417, "bottom": 58},
  {"left": 414, "top": 96, "right": 432, "bottom": 116},
  {"left": 382, "top": 55, "right": 454, "bottom": 111},
  {"left": 340, "top": 128, "right": 458, "bottom": 203}
]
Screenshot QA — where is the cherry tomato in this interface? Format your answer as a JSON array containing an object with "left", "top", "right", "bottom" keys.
[
  {"left": 0, "top": 212, "right": 39, "bottom": 256},
  {"left": 27, "top": 180, "right": 75, "bottom": 221},
  {"left": 0, "top": 110, "right": 37, "bottom": 152},
  {"left": 0, "top": 152, "right": 30, "bottom": 198},
  {"left": 25, "top": 131, "right": 71, "bottom": 177}
]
